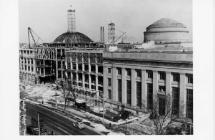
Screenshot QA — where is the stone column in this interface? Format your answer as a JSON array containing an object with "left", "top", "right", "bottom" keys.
[
  {"left": 112, "top": 67, "right": 118, "bottom": 102},
  {"left": 103, "top": 66, "right": 108, "bottom": 99},
  {"left": 122, "top": 68, "right": 127, "bottom": 104},
  {"left": 153, "top": 71, "right": 158, "bottom": 102},
  {"left": 166, "top": 72, "right": 172, "bottom": 113},
  {"left": 179, "top": 73, "right": 186, "bottom": 118},
  {"left": 131, "top": 69, "right": 137, "bottom": 107},
  {"left": 96, "top": 65, "right": 99, "bottom": 91},
  {"left": 141, "top": 70, "right": 147, "bottom": 111}
]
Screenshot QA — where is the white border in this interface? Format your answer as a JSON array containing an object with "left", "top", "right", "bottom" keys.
[{"left": 0, "top": 0, "right": 214, "bottom": 140}]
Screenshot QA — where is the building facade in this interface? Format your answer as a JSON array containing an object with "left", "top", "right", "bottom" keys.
[
  {"left": 19, "top": 47, "right": 37, "bottom": 85},
  {"left": 103, "top": 49, "right": 193, "bottom": 119}
]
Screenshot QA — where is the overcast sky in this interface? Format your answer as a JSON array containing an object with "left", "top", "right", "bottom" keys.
[{"left": 19, "top": 0, "right": 192, "bottom": 43}]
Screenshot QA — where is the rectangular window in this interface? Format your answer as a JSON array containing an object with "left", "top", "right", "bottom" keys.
[
  {"left": 58, "top": 71, "right": 61, "bottom": 78},
  {"left": 187, "top": 74, "right": 193, "bottom": 84},
  {"left": 147, "top": 70, "right": 153, "bottom": 79},
  {"left": 159, "top": 71, "right": 166, "bottom": 80},
  {"left": 91, "top": 75, "right": 96, "bottom": 84},
  {"left": 72, "top": 63, "right": 76, "bottom": 70},
  {"left": 58, "top": 61, "right": 61, "bottom": 69},
  {"left": 159, "top": 95, "right": 166, "bottom": 116},
  {"left": 85, "top": 64, "right": 89, "bottom": 72},
  {"left": 108, "top": 89, "right": 112, "bottom": 99},
  {"left": 126, "top": 69, "right": 131, "bottom": 76},
  {"left": 98, "top": 66, "right": 103, "bottom": 74},
  {"left": 78, "top": 64, "right": 82, "bottom": 71},
  {"left": 127, "top": 80, "right": 131, "bottom": 105},
  {"left": 117, "top": 68, "right": 122, "bottom": 75},
  {"left": 186, "top": 89, "right": 193, "bottom": 120},
  {"left": 118, "top": 79, "right": 122, "bottom": 102},
  {"left": 108, "top": 68, "right": 111, "bottom": 74},
  {"left": 98, "top": 76, "right": 103, "bottom": 85},
  {"left": 172, "top": 73, "right": 180, "bottom": 82},
  {"left": 136, "top": 81, "right": 142, "bottom": 107},
  {"left": 172, "top": 87, "right": 180, "bottom": 116},
  {"left": 85, "top": 74, "right": 89, "bottom": 83},
  {"left": 91, "top": 65, "right": 96, "bottom": 73},
  {"left": 78, "top": 73, "right": 82, "bottom": 81},
  {"left": 73, "top": 73, "right": 76, "bottom": 81},
  {"left": 147, "top": 83, "right": 153, "bottom": 110},
  {"left": 108, "top": 78, "right": 111, "bottom": 87},
  {"left": 136, "top": 69, "right": 141, "bottom": 78}
]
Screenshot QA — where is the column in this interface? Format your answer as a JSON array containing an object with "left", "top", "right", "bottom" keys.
[
  {"left": 165, "top": 72, "right": 172, "bottom": 113},
  {"left": 112, "top": 67, "right": 118, "bottom": 102},
  {"left": 122, "top": 68, "right": 127, "bottom": 104},
  {"left": 96, "top": 65, "right": 99, "bottom": 91},
  {"left": 141, "top": 70, "right": 147, "bottom": 111},
  {"left": 103, "top": 67, "right": 108, "bottom": 99},
  {"left": 131, "top": 69, "right": 137, "bottom": 107},
  {"left": 153, "top": 71, "right": 158, "bottom": 102},
  {"left": 179, "top": 73, "right": 186, "bottom": 118}
]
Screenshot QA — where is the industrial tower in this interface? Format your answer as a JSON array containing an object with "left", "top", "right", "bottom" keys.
[
  {"left": 67, "top": 6, "right": 76, "bottom": 32},
  {"left": 108, "top": 23, "right": 115, "bottom": 44}
]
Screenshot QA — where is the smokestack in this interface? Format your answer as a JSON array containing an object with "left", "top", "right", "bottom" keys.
[
  {"left": 100, "top": 26, "right": 105, "bottom": 43},
  {"left": 67, "top": 8, "right": 76, "bottom": 32},
  {"left": 108, "top": 23, "right": 115, "bottom": 44}
]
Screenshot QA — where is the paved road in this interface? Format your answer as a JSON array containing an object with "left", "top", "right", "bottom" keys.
[{"left": 25, "top": 101, "right": 102, "bottom": 135}]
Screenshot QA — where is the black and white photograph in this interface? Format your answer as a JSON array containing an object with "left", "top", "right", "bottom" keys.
[{"left": 0, "top": 0, "right": 214, "bottom": 138}]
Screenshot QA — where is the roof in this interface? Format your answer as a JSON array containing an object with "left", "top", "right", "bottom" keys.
[
  {"left": 54, "top": 32, "right": 93, "bottom": 44},
  {"left": 147, "top": 18, "right": 186, "bottom": 29}
]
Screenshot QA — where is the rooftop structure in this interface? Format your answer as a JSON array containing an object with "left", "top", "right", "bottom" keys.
[{"left": 144, "top": 18, "right": 191, "bottom": 44}]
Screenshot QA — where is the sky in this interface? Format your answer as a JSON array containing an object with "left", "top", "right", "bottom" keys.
[{"left": 19, "top": 0, "right": 192, "bottom": 43}]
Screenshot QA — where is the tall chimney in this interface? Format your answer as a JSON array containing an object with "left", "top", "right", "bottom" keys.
[
  {"left": 67, "top": 8, "right": 76, "bottom": 32},
  {"left": 100, "top": 26, "right": 105, "bottom": 43},
  {"left": 108, "top": 23, "right": 115, "bottom": 44}
]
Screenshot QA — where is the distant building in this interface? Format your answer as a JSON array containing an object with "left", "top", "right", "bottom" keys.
[{"left": 19, "top": 46, "right": 37, "bottom": 85}]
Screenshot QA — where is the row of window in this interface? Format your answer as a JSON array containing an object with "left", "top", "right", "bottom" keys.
[
  {"left": 108, "top": 81, "right": 193, "bottom": 119},
  {"left": 20, "top": 64, "right": 34, "bottom": 72},
  {"left": 67, "top": 62, "right": 103, "bottom": 74},
  {"left": 20, "top": 50, "right": 33, "bottom": 55},
  {"left": 20, "top": 58, "right": 34, "bottom": 65},
  {"left": 68, "top": 53, "right": 103, "bottom": 64},
  {"left": 107, "top": 67, "right": 193, "bottom": 84}
]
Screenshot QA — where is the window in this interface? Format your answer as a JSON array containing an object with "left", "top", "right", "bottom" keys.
[
  {"left": 98, "top": 66, "right": 103, "bottom": 74},
  {"left": 91, "top": 75, "right": 96, "bottom": 84},
  {"left": 147, "top": 83, "right": 153, "bottom": 110},
  {"left": 91, "top": 65, "right": 96, "bottom": 73},
  {"left": 158, "top": 95, "right": 166, "bottom": 115},
  {"left": 72, "top": 63, "right": 76, "bottom": 70},
  {"left": 108, "top": 78, "right": 111, "bottom": 86},
  {"left": 126, "top": 69, "right": 131, "bottom": 76},
  {"left": 186, "top": 89, "right": 193, "bottom": 120},
  {"left": 58, "top": 61, "right": 61, "bottom": 69},
  {"left": 67, "top": 62, "right": 71, "bottom": 69},
  {"left": 85, "top": 64, "right": 89, "bottom": 71},
  {"left": 78, "top": 73, "right": 82, "bottom": 81},
  {"left": 58, "top": 71, "right": 61, "bottom": 78},
  {"left": 127, "top": 80, "right": 131, "bottom": 105},
  {"left": 187, "top": 74, "right": 193, "bottom": 84},
  {"left": 137, "top": 81, "right": 142, "bottom": 107},
  {"left": 78, "top": 64, "right": 82, "bottom": 71},
  {"left": 147, "top": 70, "right": 153, "bottom": 79},
  {"left": 117, "top": 68, "right": 122, "bottom": 75},
  {"left": 118, "top": 79, "right": 122, "bottom": 102},
  {"left": 85, "top": 74, "right": 89, "bottom": 83},
  {"left": 98, "top": 76, "right": 103, "bottom": 85},
  {"left": 172, "top": 87, "right": 180, "bottom": 116},
  {"left": 73, "top": 73, "right": 76, "bottom": 81},
  {"left": 108, "top": 89, "right": 112, "bottom": 99},
  {"left": 172, "top": 73, "right": 180, "bottom": 82},
  {"left": 108, "top": 68, "right": 111, "bottom": 74},
  {"left": 159, "top": 71, "right": 166, "bottom": 80},
  {"left": 136, "top": 69, "right": 141, "bottom": 78},
  {"left": 159, "top": 85, "right": 166, "bottom": 93},
  {"left": 31, "top": 67, "right": 34, "bottom": 72}
]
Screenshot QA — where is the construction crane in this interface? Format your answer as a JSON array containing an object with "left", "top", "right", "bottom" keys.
[
  {"left": 28, "top": 27, "right": 43, "bottom": 48},
  {"left": 114, "top": 31, "right": 126, "bottom": 44}
]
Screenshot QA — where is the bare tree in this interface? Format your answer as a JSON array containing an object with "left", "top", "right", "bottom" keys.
[{"left": 150, "top": 94, "right": 174, "bottom": 135}]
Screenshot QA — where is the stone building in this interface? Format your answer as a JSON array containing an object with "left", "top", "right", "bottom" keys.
[
  {"left": 103, "top": 18, "right": 193, "bottom": 120},
  {"left": 19, "top": 46, "right": 37, "bottom": 85}
]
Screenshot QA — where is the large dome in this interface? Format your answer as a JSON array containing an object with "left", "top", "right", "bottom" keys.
[
  {"left": 54, "top": 32, "right": 93, "bottom": 44},
  {"left": 144, "top": 18, "right": 191, "bottom": 44}
]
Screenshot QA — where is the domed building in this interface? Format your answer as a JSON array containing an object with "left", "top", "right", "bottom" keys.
[
  {"left": 144, "top": 18, "right": 191, "bottom": 44},
  {"left": 54, "top": 31, "right": 93, "bottom": 44}
]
